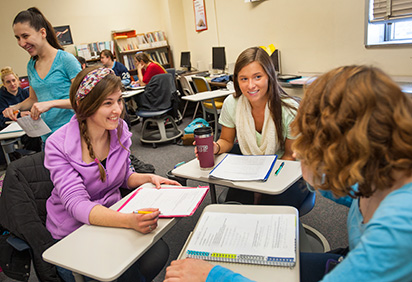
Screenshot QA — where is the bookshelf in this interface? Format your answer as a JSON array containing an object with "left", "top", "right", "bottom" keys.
[
  {"left": 112, "top": 29, "right": 174, "bottom": 74},
  {"left": 75, "top": 40, "right": 115, "bottom": 63}
]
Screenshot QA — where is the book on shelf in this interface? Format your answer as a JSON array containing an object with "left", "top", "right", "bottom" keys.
[
  {"left": 116, "top": 184, "right": 209, "bottom": 217},
  {"left": 186, "top": 211, "right": 297, "bottom": 267},
  {"left": 209, "top": 154, "right": 278, "bottom": 182},
  {"left": 75, "top": 40, "right": 114, "bottom": 61}
]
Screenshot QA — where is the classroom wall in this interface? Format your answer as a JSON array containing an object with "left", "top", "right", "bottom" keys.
[
  {"left": 1, "top": 0, "right": 410, "bottom": 78},
  {"left": 0, "top": 0, "right": 174, "bottom": 76},
  {"left": 180, "top": 0, "right": 412, "bottom": 77}
]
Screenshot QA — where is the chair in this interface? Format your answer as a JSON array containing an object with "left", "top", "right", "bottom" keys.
[
  {"left": 191, "top": 76, "right": 224, "bottom": 140},
  {"left": 0, "top": 152, "right": 61, "bottom": 281},
  {"left": 135, "top": 73, "right": 183, "bottom": 148},
  {"left": 178, "top": 75, "right": 201, "bottom": 119}
]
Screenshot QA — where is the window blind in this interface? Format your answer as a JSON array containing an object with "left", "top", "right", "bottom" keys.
[{"left": 372, "top": 0, "right": 412, "bottom": 21}]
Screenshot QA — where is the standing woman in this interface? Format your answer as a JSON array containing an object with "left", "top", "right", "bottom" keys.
[
  {"left": 134, "top": 52, "right": 166, "bottom": 86},
  {"left": 3, "top": 7, "right": 81, "bottom": 141},
  {"left": 207, "top": 47, "right": 299, "bottom": 204},
  {"left": 45, "top": 67, "right": 180, "bottom": 281}
]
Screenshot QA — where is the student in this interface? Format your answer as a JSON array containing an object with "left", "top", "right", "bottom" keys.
[
  {"left": 45, "top": 67, "right": 180, "bottom": 282},
  {"left": 198, "top": 47, "right": 299, "bottom": 204},
  {"left": 134, "top": 52, "right": 166, "bottom": 86},
  {"left": 0, "top": 67, "right": 30, "bottom": 129},
  {"left": 76, "top": 56, "right": 87, "bottom": 69},
  {"left": 2, "top": 7, "right": 81, "bottom": 142},
  {"left": 165, "top": 65, "right": 412, "bottom": 282},
  {"left": 100, "top": 49, "right": 131, "bottom": 86}
]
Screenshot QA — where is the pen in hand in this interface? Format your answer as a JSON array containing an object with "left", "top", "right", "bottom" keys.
[
  {"left": 275, "top": 162, "right": 285, "bottom": 176},
  {"left": 133, "top": 210, "right": 154, "bottom": 214}
]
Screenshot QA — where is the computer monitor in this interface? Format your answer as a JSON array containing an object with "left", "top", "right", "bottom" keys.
[
  {"left": 270, "top": 49, "right": 281, "bottom": 74},
  {"left": 212, "top": 47, "right": 226, "bottom": 73},
  {"left": 180, "top": 51, "right": 191, "bottom": 72}
]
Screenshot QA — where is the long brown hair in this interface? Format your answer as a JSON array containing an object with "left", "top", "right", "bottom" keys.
[
  {"left": 70, "top": 67, "right": 125, "bottom": 181},
  {"left": 233, "top": 47, "right": 297, "bottom": 150},
  {"left": 292, "top": 65, "right": 412, "bottom": 197},
  {"left": 13, "top": 7, "right": 63, "bottom": 57}
]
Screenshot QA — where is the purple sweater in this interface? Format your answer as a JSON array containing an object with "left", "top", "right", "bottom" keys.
[{"left": 45, "top": 116, "right": 134, "bottom": 239}]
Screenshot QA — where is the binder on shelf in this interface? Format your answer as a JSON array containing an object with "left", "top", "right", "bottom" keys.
[
  {"left": 209, "top": 154, "right": 278, "bottom": 182},
  {"left": 185, "top": 209, "right": 297, "bottom": 267}
]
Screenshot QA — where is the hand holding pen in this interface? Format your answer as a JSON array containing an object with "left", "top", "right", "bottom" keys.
[{"left": 130, "top": 208, "right": 160, "bottom": 234}]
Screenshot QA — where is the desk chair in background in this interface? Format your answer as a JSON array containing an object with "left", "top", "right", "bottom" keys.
[
  {"left": 191, "top": 76, "right": 224, "bottom": 140},
  {"left": 135, "top": 73, "right": 183, "bottom": 148},
  {"left": 178, "top": 75, "right": 201, "bottom": 119}
]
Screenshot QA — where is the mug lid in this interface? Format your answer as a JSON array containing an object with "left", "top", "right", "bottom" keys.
[{"left": 194, "top": 126, "right": 212, "bottom": 135}]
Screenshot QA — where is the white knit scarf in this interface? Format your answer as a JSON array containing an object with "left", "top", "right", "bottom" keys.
[{"left": 235, "top": 95, "right": 277, "bottom": 155}]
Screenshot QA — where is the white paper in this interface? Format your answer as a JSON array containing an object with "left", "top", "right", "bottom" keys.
[
  {"left": 0, "top": 122, "right": 23, "bottom": 134},
  {"left": 187, "top": 212, "right": 296, "bottom": 262},
  {"left": 117, "top": 186, "right": 208, "bottom": 217},
  {"left": 16, "top": 116, "right": 51, "bottom": 137},
  {"left": 209, "top": 154, "right": 277, "bottom": 181}
]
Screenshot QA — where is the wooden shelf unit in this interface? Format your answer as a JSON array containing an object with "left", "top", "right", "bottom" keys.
[{"left": 112, "top": 30, "right": 174, "bottom": 73}]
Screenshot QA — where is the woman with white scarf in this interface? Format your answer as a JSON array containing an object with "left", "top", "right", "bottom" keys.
[{"left": 212, "top": 47, "right": 300, "bottom": 205}]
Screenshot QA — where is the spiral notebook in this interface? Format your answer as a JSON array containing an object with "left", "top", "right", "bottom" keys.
[{"left": 185, "top": 211, "right": 297, "bottom": 267}]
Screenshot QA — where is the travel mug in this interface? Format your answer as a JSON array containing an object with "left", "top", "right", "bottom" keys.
[{"left": 194, "top": 127, "right": 214, "bottom": 169}]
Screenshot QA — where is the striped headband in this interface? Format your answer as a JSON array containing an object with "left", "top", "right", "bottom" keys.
[{"left": 75, "top": 68, "right": 114, "bottom": 100}]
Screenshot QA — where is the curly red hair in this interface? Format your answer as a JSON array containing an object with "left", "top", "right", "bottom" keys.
[{"left": 292, "top": 65, "right": 412, "bottom": 197}]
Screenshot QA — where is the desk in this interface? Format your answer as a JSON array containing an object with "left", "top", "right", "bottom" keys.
[
  {"left": 122, "top": 88, "right": 145, "bottom": 99},
  {"left": 178, "top": 204, "right": 300, "bottom": 282},
  {"left": 0, "top": 123, "right": 26, "bottom": 165},
  {"left": 42, "top": 183, "right": 177, "bottom": 282},
  {"left": 181, "top": 89, "right": 234, "bottom": 103},
  {"left": 172, "top": 154, "right": 302, "bottom": 204}
]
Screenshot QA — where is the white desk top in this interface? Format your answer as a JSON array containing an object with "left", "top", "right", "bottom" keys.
[
  {"left": 178, "top": 204, "right": 300, "bottom": 282},
  {"left": 42, "top": 184, "right": 176, "bottom": 281},
  {"left": 122, "top": 88, "right": 145, "bottom": 98},
  {"left": 172, "top": 154, "right": 302, "bottom": 195},
  {"left": 0, "top": 122, "right": 25, "bottom": 140},
  {"left": 182, "top": 89, "right": 234, "bottom": 102}
]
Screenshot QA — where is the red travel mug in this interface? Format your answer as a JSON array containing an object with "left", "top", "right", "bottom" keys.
[{"left": 194, "top": 127, "right": 214, "bottom": 169}]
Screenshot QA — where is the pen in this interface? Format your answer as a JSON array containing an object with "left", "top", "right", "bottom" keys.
[
  {"left": 133, "top": 210, "right": 153, "bottom": 214},
  {"left": 174, "top": 161, "right": 185, "bottom": 168},
  {"left": 275, "top": 162, "right": 285, "bottom": 176}
]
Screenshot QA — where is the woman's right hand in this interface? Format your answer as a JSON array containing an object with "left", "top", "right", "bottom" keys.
[
  {"left": 2, "top": 106, "right": 19, "bottom": 121},
  {"left": 193, "top": 141, "right": 219, "bottom": 159},
  {"left": 128, "top": 208, "right": 161, "bottom": 234}
]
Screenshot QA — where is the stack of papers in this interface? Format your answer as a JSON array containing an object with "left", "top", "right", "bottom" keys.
[
  {"left": 117, "top": 185, "right": 209, "bottom": 217},
  {"left": 209, "top": 154, "right": 278, "bottom": 181}
]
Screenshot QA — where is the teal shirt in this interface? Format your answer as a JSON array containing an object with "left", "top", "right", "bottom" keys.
[{"left": 27, "top": 49, "right": 81, "bottom": 141}]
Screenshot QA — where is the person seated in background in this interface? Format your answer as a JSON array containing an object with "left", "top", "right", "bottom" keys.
[
  {"left": 165, "top": 65, "right": 412, "bottom": 282},
  {"left": 134, "top": 51, "right": 166, "bottom": 86},
  {"left": 0, "top": 67, "right": 41, "bottom": 159},
  {"left": 44, "top": 67, "right": 180, "bottom": 282},
  {"left": 75, "top": 56, "right": 87, "bottom": 69},
  {"left": 0, "top": 67, "right": 30, "bottom": 129},
  {"left": 196, "top": 47, "right": 300, "bottom": 205},
  {"left": 100, "top": 49, "right": 131, "bottom": 87}
]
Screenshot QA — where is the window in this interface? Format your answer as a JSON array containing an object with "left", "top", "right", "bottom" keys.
[{"left": 365, "top": 0, "right": 412, "bottom": 46}]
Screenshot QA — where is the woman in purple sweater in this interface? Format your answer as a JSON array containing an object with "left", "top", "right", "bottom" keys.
[{"left": 45, "top": 66, "right": 179, "bottom": 282}]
